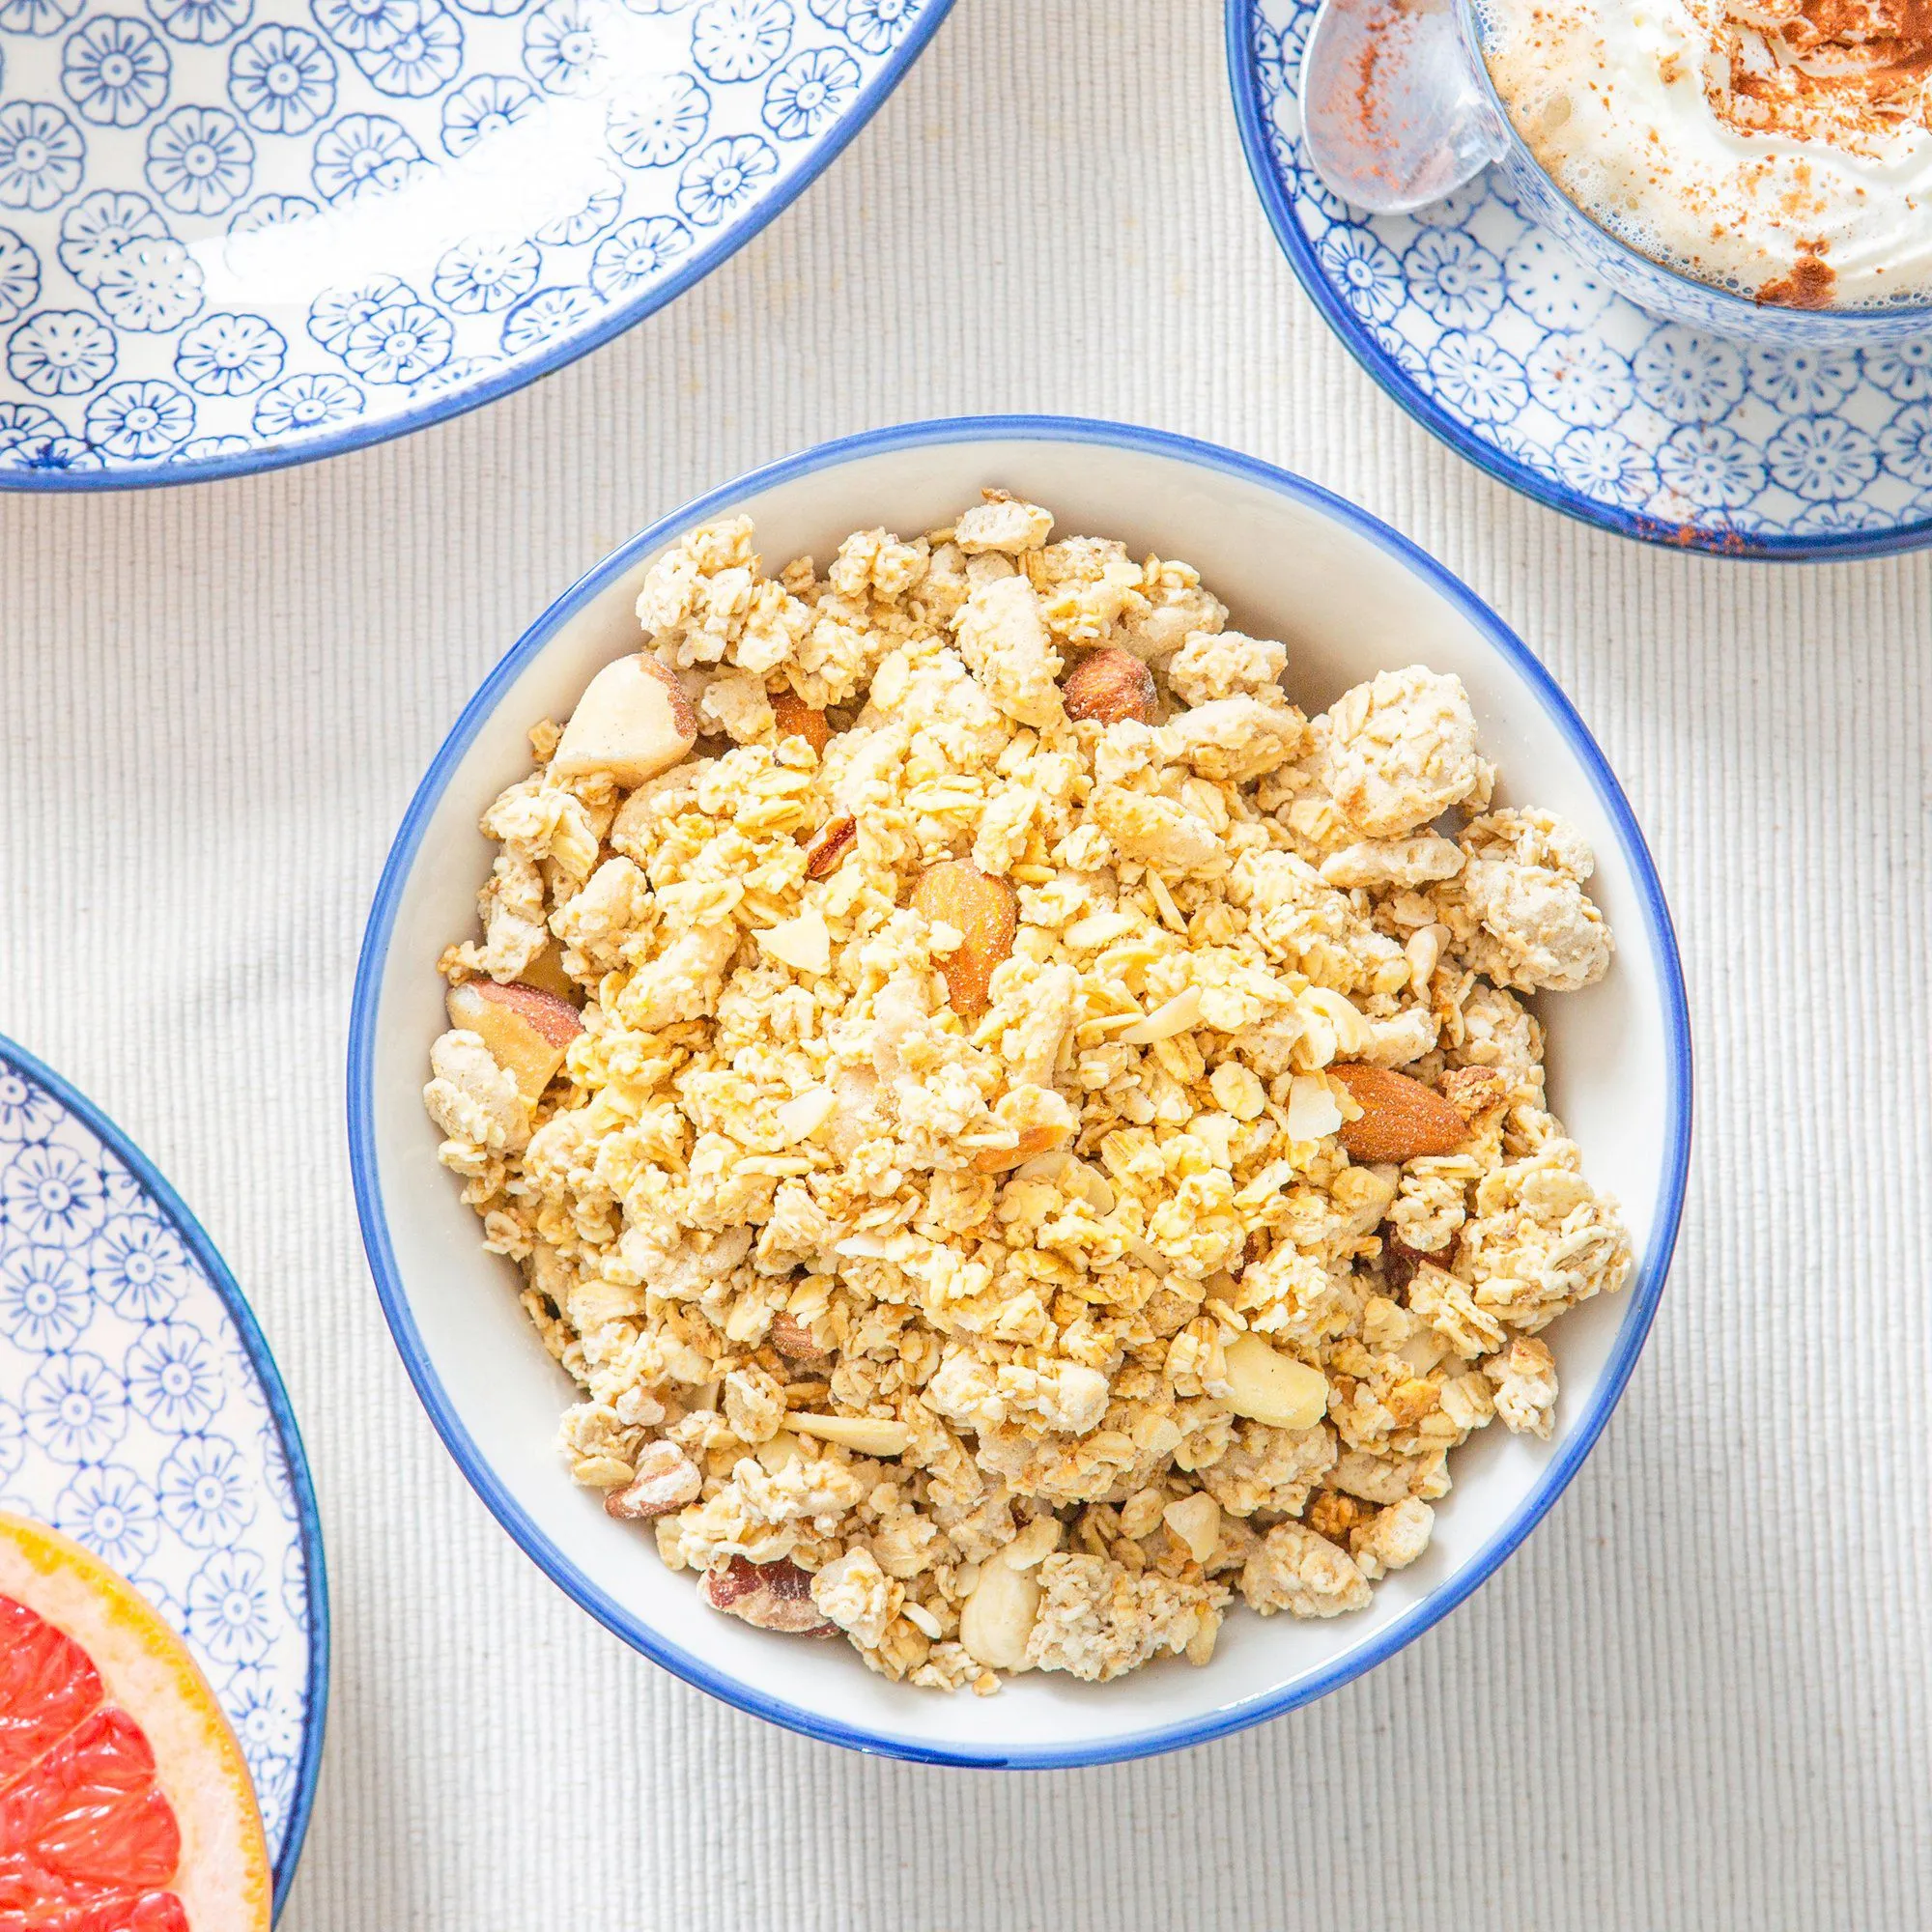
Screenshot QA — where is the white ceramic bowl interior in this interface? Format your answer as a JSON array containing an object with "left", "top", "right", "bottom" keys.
[{"left": 351, "top": 417, "right": 1690, "bottom": 1766}]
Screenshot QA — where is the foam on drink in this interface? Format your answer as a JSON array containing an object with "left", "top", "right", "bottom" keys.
[{"left": 1476, "top": 0, "right": 1932, "bottom": 308}]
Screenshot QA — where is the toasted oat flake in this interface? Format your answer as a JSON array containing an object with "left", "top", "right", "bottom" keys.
[{"left": 423, "top": 496, "right": 1633, "bottom": 1689}]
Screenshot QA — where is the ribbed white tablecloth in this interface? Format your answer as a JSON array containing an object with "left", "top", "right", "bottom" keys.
[{"left": 3, "top": 2, "right": 1926, "bottom": 1924}]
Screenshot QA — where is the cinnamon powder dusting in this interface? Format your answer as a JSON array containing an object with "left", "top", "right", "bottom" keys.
[
  {"left": 1712, "top": 0, "right": 1932, "bottom": 152},
  {"left": 1757, "top": 244, "right": 1840, "bottom": 306},
  {"left": 1310, "top": 0, "right": 1427, "bottom": 193}
]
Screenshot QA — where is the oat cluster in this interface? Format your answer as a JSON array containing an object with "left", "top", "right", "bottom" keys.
[{"left": 423, "top": 494, "right": 1632, "bottom": 1691}]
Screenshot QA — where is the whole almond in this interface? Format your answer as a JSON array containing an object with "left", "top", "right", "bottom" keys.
[
  {"left": 1063, "top": 647, "right": 1157, "bottom": 725},
  {"left": 772, "top": 689, "right": 831, "bottom": 754},
  {"left": 1330, "top": 1064, "right": 1470, "bottom": 1164},
  {"left": 805, "top": 815, "right": 857, "bottom": 878},
  {"left": 910, "top": 861, "right": 1017, "bottom": 1014}
]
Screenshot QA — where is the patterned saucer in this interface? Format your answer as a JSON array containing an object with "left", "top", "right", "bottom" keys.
[
  {"left": 1227, "top": 0, "right": 1932, "bottom": 559},
  {"left": 0, "top": 1034, "right": 326, "bottom": 1915},
  {"left": 0, "top": 0, "right": 952, "bottom": 489}
]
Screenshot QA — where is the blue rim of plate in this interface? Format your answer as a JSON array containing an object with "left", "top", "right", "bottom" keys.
[
  {"left": 1222, "top": 0, "right": 1932, "bottom": 562},
  {"left": 0, "top": 1031, "right": 328, "bottom": 1913},
  {"left": 348, "top": 412, "right": 1693, "bottom": 1767},
  {"left": 0, "top": 0, "right": 957, "bottom": 497}
]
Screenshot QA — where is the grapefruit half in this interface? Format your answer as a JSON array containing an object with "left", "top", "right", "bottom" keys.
[{"left": 0, "top": 1512, "right": 272, "bottom": 1932}]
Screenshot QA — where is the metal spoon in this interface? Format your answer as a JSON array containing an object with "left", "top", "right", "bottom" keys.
[{"left": 1297, "top": 0, "right": 1512, "bottom": 215}]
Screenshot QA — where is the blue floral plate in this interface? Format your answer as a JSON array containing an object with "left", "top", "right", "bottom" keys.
[
  {"left": 1227, "top": 0, "right": 1932, "bottom": 560},
  {"left": 0, "top": 0, "right": 952, "bottom": 488},
  {"left": 0, "top": 1034, "right": 326, "bottom": 1917}
]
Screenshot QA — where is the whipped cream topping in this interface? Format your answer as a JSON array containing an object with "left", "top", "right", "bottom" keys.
[{"left": 1477, "top": 0, "right": 1932, "bottom": 307}]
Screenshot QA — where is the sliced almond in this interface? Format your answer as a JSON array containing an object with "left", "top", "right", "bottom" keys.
[
  {"left": 771, "top": 690, "right": 830, "bottom": 754},
  {"left": 1113, "top": 1223, "right": 1173, "bottom": 1276},
  {"left": 1062, "top": 646, "right": 1157, "bottom": 725},
  {"left": 972, "top": 1124, "right": 1071, "bottom": 1174},
  {"left": 1062, "top": 909, "right": 1138, "bottom": 950},
  {"left": 1010, "top": 1151, "right": 1117, "bottom": 1213},
  {"left": 1120, "top": 986, "right": 1202, "bottom": 1045},
  {"left": 900, "top": 1601, "right": 944, "bottom": 1640},
  {"left": 552, "top": 654, "right": 697, "bottom": 788},
  {"left": 1010, "top": 1149, "right": 1071, "bottom": 1186},
  {"left": 1064, "top": 1158, "right": 1117, "bottom": 1214},
  {"left": 1286, "top": 1071, "right": 1345, "bottom": 1142},
  {"left": 1330, "top": 1064, "right": 1469, "bottom": 1163},
  {"left": 790, "top": 1412, "right": 910, "bottom": 1457},
  {"left": 774, "top": 1086, "right": 837, "bottom": 1143},
  {"left": 1223, "top": 1332, "right": 1329, "bottom": 1431},
  {"left": 758, "top": 907, "right": 832, "bottom": 975},
  {"left": 910, "top": 861, "right": 1017, "bottom": 1014}
]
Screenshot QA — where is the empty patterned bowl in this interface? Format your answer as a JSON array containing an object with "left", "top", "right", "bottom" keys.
[
  {"left": 0, "top": 0, "right": 952, "bottom": 488},
  {"left": 350, "top": 415, "right": 1691, "bottom": 1766}
]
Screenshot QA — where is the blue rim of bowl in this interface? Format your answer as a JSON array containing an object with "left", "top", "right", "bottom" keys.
[
  {"left": 0, "top": 1031, "right": 328, "bottom": 1912},
  {"left": 1223, "top": 0, "right": 1932, "bottom": 563},
  {"left": 348, "top": 412, "right": 1693, "bottom": 1768},
  {"left": 0, "top": 1, "right": 957, "bottom": 497}
]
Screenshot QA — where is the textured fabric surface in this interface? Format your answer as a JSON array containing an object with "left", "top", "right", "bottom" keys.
[{"left": 1, "top": 2, "right": 1926, "bottom": 1925}]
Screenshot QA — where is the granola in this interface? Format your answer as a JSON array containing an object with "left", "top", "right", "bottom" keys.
[{"left": 423, "top": 494, "right": 1633, "bottom": 1690}]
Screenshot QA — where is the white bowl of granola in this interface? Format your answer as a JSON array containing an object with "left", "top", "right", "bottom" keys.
[{"left": 350, "top": 417, "right": 1690, "bottom": 1765}]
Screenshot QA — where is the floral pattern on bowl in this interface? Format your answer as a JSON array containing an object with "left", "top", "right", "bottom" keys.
[
  {"left": 0, "top": 1034, "right": 326, "bottom": 1913},
  {"left": 1227, "top": 0, "right": 1932, "bottom": 559},
  {"left": 0, "top": 0, "right": 950, "bottom": 487}
]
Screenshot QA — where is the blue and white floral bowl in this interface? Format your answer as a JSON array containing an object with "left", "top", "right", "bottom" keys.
[
  {"left": 1228, "top": 0, "right": 1932, "bottom": 559},
  {"left": 352, "top": 415, "right": 1690, "bottom": 1767},
  {"left": 0, "top": 1033, "right": 326, "bottom": 1915},
  {"left": 0, "top": 0, "right": 951, "bottom": 487}
]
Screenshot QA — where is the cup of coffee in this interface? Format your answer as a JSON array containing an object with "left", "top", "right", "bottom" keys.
[{"left": 1460, "top": 0, "right": 1932, "bottom": 346}]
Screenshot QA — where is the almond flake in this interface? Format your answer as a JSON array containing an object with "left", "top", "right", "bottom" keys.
[
  {"left": 791, "top": 1413, "right": 910, "bottom": 1457},
  {"left": 1287, "top": 1072, "right": 1346, "bottom": 1141},
  {"left": 1120, "top": 986, "right": 1202, "bottom": 1044},
  {"left": 1063, "top": 910, "right": 1138, "bottom": 950},
  {"left": 775, "top": 1087, "right": 837, "bottom": 1143},
  {"left": 759, "top": 907, "right": 831, "bottom": 975}
]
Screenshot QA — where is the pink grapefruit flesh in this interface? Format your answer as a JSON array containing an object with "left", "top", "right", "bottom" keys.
[{"left": 0, "top": 1515, "right": 271, "bottom": 1932}]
